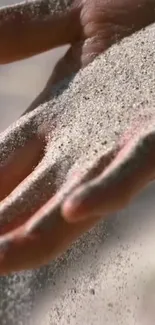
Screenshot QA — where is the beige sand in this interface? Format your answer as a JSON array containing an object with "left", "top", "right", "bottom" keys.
[
  {"left": 0, "top": 19, "right": 155, "bottom": 325},
  {"left": 0, "top": 0, "right": 73, "bottom": 18},
  {"left": 0, "top": 23, "right": 154, "bottom": 227}
]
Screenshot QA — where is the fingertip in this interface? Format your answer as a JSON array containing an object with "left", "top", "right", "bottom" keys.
[
  {"left": 0, "top": 229, "right": 33, "bottom": 274},
  {"left": 62, "top": 195, "right": 90, "bottom": 223},
  {"left": 62, "top": 199, "right": 78, "bottom": 222}
]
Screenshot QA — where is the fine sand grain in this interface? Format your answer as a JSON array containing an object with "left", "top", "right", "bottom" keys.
[
  {"left": 0, "top": 23, "right": 155, "bottom": 325},
  {"left": 0, "top": 0, "right": 74, "bottom": 19},
  {"left": 0, "top": 23, "right": 155, "bottom": 227}
]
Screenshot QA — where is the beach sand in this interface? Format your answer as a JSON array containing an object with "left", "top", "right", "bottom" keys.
[{"left": 0, "top": 3, "right": 155, "bottom": 324}]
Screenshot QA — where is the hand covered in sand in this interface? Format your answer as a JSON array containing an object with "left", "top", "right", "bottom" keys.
[{"left": 0, "top": 0, "right": 154, "bottom": 274}]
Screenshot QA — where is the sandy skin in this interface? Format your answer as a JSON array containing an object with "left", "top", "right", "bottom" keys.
[{"left": 0, "top": 0, "right": 154, "bottom": 274}]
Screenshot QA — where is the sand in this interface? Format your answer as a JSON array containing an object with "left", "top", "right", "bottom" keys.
[
  {"left": 0, "top": 22, "right": 154, "bottom": 226},
  {"left": 0, "top": 0, "right": 74, "bottom": 18},
  {"left": 0, "top": 22, "right": 155, "bottom": 325}
]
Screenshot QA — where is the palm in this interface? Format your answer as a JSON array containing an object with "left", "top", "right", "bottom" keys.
[{"left": 0, "top": 0, "right": 154, "bottom": 273}]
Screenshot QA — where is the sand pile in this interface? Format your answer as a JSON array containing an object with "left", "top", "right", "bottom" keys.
[
  {"left": 1, "top": 23, "right": 155, "bottom": 226},
  {"left": 13, "top": 21, "right": 155, "bottom": 196},
  {"left": 42, "top": 22, "right": 155, "bottom": 181}
]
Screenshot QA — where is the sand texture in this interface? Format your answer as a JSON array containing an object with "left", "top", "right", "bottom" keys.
[
  {"left": 0, "top": 22, "right": 155, "bottom": 225},
  {"left": 0, "top": 0, "right": 74, "bottom": 17},
  {"left": 0, "top": 23, "right": 155, "bottom": 325}
]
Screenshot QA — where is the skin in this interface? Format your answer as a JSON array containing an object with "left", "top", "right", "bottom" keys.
[{"left": 0, "top": 0, "right": 155, "bottom": 274}]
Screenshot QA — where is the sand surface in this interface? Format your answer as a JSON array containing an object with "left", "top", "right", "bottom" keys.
[{"left": 0, "top": 1, "right": 155, "bottom": 324}]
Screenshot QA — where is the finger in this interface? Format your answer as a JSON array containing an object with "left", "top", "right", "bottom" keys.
[
  {"left": 0, "top": 151, "right": 72, "bottom": 234},
  {"left": 0, "top": 149, "right": 116, "bottom": 273},
  {"left": 0, "top": 0, "right": 81, "bottom": 63},
  {"left": 0, "top": 195, "right": 101, "bottom": 274},
  {"left": 0, "top": 109, "right": 44, "bottom": 200},
  {"left": 63, "top": 127, "right": 155, "bottom": 222}
]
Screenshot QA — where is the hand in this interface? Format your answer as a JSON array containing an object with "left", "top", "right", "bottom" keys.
[
  {"left": 1, "top": 0, "right": 154, "bottom": 107},
  {"left": 0, "top": 0, "right": 154, "bottom": 274},
  {"left": 63, "top": 126, "right": 155, "bottom": 222}
]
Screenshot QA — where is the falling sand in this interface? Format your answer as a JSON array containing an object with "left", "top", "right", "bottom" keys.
[{"left": 0, "top": 23, "right": 155, "bottom": 324}]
